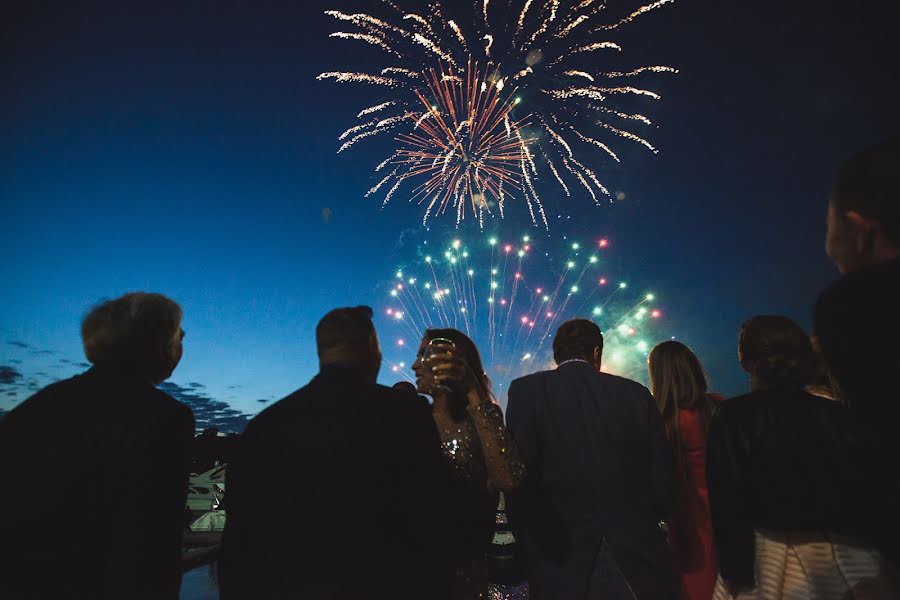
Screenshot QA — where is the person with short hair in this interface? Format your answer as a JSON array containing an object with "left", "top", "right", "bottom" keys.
[
  {"left": 814, "top": 135, "right": 900, "bottom": 568},
  {"left": 707, "top": 316, "right": 893, "bottom": 599},
  {"left": 648, "top": 341, "right": 720, "bottom": 600},
  {"left": 0, "top": 292, "right": 194, "bottom": 599},
  {"left": 219, "top": 306, "right": 459, "bottom": 599},
  {"left": 506, "top": 319, "right": 677, "bottom": 599}
]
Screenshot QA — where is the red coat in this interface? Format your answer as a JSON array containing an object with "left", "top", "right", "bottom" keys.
[{"left": 668, "top": 395, "right": 721, "bottom": 600}]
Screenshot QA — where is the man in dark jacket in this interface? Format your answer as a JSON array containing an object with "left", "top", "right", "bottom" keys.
[
  {"left": 0, "top": 292, "right": 195, "bottom": 599},
  {"left": 506, "top": 319, "right": 676, "bottom": 599},
  {"left": 814, "top": 134, "right": 900, "bottom": 564},
  {"left": 219, "top": 306, "right": 457, "bottom": 599}
]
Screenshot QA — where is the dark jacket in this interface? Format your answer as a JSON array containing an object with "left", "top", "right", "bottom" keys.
[
  {"left": 505, "top": 361, "right": 677, "bottom": 600},
  {"left": 0, "top": 367, "right": 195, "bottom": 599},
  {"left": 218, "top": 365, "right": 458, "bottom": 600},
  {"left": 706, "top": 388, "right": 878, "bottom": 587},
  {"left": 814, "top": 256, "right": 900, "bottom": 563}
]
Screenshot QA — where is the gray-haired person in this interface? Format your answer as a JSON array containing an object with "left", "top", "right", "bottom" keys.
[{"left": 0, "top": 292, "right": 195, "bottom": 599}]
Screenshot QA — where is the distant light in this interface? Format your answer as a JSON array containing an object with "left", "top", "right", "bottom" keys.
[
  {"left": 572, "top": 242, "right": 580, "bottom": 250},
  {"left": 491, "top": 281, "right": 498, "bottom": 289},
  {"left": 546, "top": 312, "right": 553, "bottom": 318},
  {"left": 408, "top": 278, "right": 416, "bottom": 285},
  {"left": 489, "top": 237, "right": 498, "bottom": 246},
  {"left": 390, "top": 290, "right": 398, "bottom": 297},
  {"left": 396, "top": 271, "right": 403, "bottom": 278},
  {"left": 452, "top": 239, "right": 461, "bottom": 250},
  {"left": 567, "top": 261, "right": 575, "bottom": 269},
  {"left": 518, "top": 250, "right": 525, "bottom": 257},
  {"left": 504, "top": 244, "right": 513, "bottom": 253},
  {"left": 645, "top": 293, "right": 655, "bottom": 301},
  {"left": 395, "top": 312, "right": 404, "bottom": 320},
  {"left": 460, "top": 307, "right": 467, "bottom": 313},
  {"left": 599, "top": 278, "right": 607, "bottom": 285},
  {"left": 589, "top": 256, "right": 598, "bottom": 263},
  {"left": 491, "top": 268, "right": 498, "bottom": 275},
  {"left": 523, "top": 235, "right": 530, "bottom": 242},
  {"left": 652, "top": 310, "right": 662, "bottom": 319},
  {"left": 386, "top": 308, "right": 393, "bottom": 315},
  {"left": 599, "top": 239, "right": 609, "bottom": 248},
  {"left": 617, "top": 324, "right": 630, "bottom": 335},
  {"left": 593, "top": 307, "right": 602, "bottom": 315},
  {"left": 468, "top": 269, "right": 474, "bottom": 276},
  {"left": 425, "top": 256, "right": 432, "bottom": 263},
  {"left": 637, "top": 341, "right": 648, "bottom": 352},
  {"left": 536, "top": 287, "right": 543, "bottom": 294},
  {"left": 450, "top": 257, "right": 457, "bottom": 264},
  {"left": 392, "top": 365, "right": 399, "bottom": 372},
  {"left": 521, "top": 316, "right": 529, "bottom": 324},
  {"left": 570, "top": 285, "right": 579, "bottom": 293},
  {"left": 515, "top": 272, "right": 522, "bottom": 279},
  {"left": 542, "top": 295, "right": 549, "bottom": 302},
  {"left": 619, "top": 282, "right": 627, "bottom": 289},
  {"left": 397, "top": 339, "right": 405, "bottom": 346},
  {"left": 424, "top": 283, "right": 432, "bottom": 289},
  {"left": 500, "top": 299, "right": 507, "bottom": 305}
]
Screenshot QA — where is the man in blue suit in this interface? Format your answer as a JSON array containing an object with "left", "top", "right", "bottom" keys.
[{"left": 506, "top": 319, "right": 677, "bottom": 599}]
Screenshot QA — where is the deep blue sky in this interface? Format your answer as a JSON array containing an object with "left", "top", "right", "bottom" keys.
[{"left": 2, "top": 0, "right": 898, "bottom": 427}]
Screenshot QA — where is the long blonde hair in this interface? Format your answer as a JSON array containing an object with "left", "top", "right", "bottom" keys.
[{"left": 648, "top": 341, "right": 715, "bottom": 480}]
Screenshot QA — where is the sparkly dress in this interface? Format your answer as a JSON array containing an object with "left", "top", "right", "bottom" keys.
[{"left": 433, "top": 399, "right": 526, "bottom": 600}]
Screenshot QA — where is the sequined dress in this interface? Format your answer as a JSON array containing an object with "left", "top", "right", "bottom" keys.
[{"left": 433, "top": 400, "right": 526, "bottom": 600}]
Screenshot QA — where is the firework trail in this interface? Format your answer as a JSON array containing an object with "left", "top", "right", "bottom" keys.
[
  {"left": 320, "top": 0, "right": 677, "bottom": 227},
  {"left": 380, "top": 233, "right": 669, "bottom": 402}
]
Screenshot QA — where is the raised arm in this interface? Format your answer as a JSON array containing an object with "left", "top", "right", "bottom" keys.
[{"left": 465, "top": 388, "right": 526, "bottom": 493}]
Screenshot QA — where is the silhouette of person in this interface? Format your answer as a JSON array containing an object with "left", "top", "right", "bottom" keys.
[
  {"left": 0, "top": 292, "right": 194, "bottom": 599},
  {"left": 219, "top": 306, "right": 460, "bottom": 599},
  {"left": 506, "top": 319, "right": 677, "bottom": 599}
]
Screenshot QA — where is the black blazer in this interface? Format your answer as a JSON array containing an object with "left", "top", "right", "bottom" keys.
[
  {"left": 707, "top": 388, "right": 880, "bottom": 587},
  {"left": 0, "top": 367, "right": 195, "bottom": 599},
  {"left": 506, "top": 361, "right": 676, "bottom": 599},
  {"left": 218, "top": 364, "right": 459, "bottom": 600}
]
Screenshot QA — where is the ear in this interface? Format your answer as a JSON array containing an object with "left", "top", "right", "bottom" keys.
[
  {"left": 593, "top": 346, "right": 602, "bottom": 369},
  {"left": 845, "top": 210, "right": 877, "bottom": 251}
]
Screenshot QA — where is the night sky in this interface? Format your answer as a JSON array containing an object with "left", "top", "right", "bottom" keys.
[{"left": 2, "top": 0, "right": 898, "bottom": 429}]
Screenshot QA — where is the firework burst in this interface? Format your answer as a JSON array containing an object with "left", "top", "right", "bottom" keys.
[
  {"left": 381, "top": 233, "right": 671, "bottom": 403},
  {"left": 320, "top": 0, "right": 677, "bottom": 227}
]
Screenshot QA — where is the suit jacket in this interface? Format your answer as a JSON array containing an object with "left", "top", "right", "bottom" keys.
[
  {"left": 0, "top": 367, "right": 195, "bottom": 599},
  {"left": 218, "top": 364, "right": 459, "bottom": 600},
  {"left": 505, "top": 361, "right": 677, "bottom": 600}
]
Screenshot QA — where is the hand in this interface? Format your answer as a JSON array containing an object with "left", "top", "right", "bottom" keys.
[{"left": 429, "top": 352, "right": 480, "bottom": 397}]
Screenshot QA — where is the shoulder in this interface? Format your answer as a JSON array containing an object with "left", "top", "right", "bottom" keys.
[{"left": 597, "top": 371, "right": 652, "bottom": 398}]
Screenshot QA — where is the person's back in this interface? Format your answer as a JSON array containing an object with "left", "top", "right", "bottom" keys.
[
  {"left": 219, "top": 307, "right": 456, "bottom": 599},
  {"left": 0, "top": 293, "right": 194, "bottom": 599},
  {"left": 815, "top": 134, "right": 900, "bottom": 565},
  {"left": 506, "top": 319, "right": 676, "bottom": 599}
]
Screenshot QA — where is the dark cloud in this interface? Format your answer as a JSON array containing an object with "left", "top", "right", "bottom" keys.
[
  {"left": 226, "top": 384, "right": 242, "bottom": 390},
  {"left": 256, "top": 398, "right": 269, "bottom": 403},
  {"left": 59, "top": 358, "right": 71, "bottom": 364},
  {"left": 76, "top": 362, "right": 91, "bottom": 368},
  {"left": 158, "top": 382, "right": 251, "bottom": 433},
  {"left": 0, "top": 365, "right": 23, "bottom": 385},
  {"left": 31, "top": 349, "right": 56, "bottom": 356},
  {"left": 187, "top": 382, "right": 205, "bottom": 389},
  {"left": 7, "top": 341, "right": 28, "bottom": 349},
  {"left": 9, "top": 359, "right": 22, "bottom": 364}
]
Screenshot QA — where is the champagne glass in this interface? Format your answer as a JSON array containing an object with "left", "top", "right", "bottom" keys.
[{"left": 423, "top": 337, "right": 456, "bottom": 394}]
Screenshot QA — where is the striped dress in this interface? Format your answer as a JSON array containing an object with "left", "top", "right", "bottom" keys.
[{"left": 711, "top": 530, "right": 897, "bottom": 600}]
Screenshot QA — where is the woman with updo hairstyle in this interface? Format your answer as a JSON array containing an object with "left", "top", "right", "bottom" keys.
[
  {"left": 707, "top": 316, "right": 895, "bottom": 599},
  {"left": 648, "top": 341, "right": 721, "bottom": 600}
]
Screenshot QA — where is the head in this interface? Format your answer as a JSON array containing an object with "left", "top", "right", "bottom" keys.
[
  {"left": 392, "top": 381, "right": 417, "bottom": 396},
  {"left": 826, "top": 135, "right": 900, "bottom": 274},
  {"left": 648, "top": 341, "right": 708, "bottom": 413},
  {"left": 647, "top": 340, "right": 714, "bottom": 479},
  {"left": 81, "top": 292, "right": 184, "bottom": 385},
  {"left": 738, "top": 315, "right": 817, "bottom": 390},
  {"left": 411, "top": 328, "right": 491, "bottom": 397},
  {"left": 552, "top": 319, "right": 603, "bottom": 369},
  {"left": 316, "top": 306, "right": 381, "bottom": 383}
]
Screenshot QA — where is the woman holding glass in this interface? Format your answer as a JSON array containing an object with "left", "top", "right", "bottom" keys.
[{"left": 412, "top": 328, "right": 526, "bottom": 600}]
